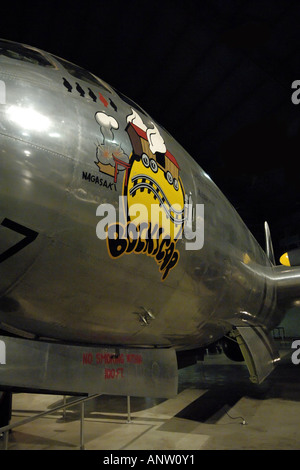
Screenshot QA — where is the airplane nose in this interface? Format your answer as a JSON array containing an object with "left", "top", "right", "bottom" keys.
[
  {"left": 0, "top": 79, "right": 5, "bottom": 104},
  {"left": 0, "top": 75, "right": 73, "bottom": 297},
  {"left": 0, "top": 131, "right": 43, "bottom": 296}
]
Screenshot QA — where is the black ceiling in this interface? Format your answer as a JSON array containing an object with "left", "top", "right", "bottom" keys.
[{"left": 1, "top": 0, "right": 300, "bottom": 261}]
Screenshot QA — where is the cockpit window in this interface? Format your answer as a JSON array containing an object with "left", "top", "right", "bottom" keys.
[
  {"left": 0, "top": 41, "right": 54, "bottom": 67},
  {"left": 54, "top": 56, "right": 106, "bottom": 88}
]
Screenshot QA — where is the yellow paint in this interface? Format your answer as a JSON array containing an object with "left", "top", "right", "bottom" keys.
[
  {"left": 126, "top": 159, "right": 185, "bottom": 241},
  {"left": 243, "top": 253, "right": 251, "bottom": 264},
  {"left": 279, "top": 252, "right": 291, "bottom": 266}
]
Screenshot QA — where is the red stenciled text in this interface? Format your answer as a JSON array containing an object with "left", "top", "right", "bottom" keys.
[
  {"left": 82, "top": 352, "right": 143, "bottom": 380},
  {"left": 104, "top": 368, "right": 124, "bottom": 379}
]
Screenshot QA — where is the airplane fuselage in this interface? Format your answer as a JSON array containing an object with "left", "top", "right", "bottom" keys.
[{"left": 0, "top": 40, "right": 284, "bottom": 351}]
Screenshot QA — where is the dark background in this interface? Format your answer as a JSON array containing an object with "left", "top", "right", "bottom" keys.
[{"left": 1, "top": 0, "right": 300, "bottom": 261}]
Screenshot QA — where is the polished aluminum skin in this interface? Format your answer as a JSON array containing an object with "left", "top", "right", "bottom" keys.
[
  {"left": 0, "top": 40, "right": 297, "bottom": 351},
  {"left": 0, "top": 334, "right": 178, "bottom": 397}
]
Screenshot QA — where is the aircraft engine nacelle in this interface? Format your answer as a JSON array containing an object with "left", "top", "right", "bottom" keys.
[{"left": 221, "top": 335, "right": 244, "bottom": 362}]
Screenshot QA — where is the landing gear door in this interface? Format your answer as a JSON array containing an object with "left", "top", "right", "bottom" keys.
[{"left": 235, "top": 326, "right": 280, "bottom": 384}]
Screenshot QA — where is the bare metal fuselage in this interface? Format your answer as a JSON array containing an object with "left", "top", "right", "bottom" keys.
[{"left": 0, "top": 41, "right": 286, "bottom": 351}]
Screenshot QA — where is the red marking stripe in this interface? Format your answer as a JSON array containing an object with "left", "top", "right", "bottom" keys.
[{"left": 99, "top": 93, "right": 108, "bottom": 107}]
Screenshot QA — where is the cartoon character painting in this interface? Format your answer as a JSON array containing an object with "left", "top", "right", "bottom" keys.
[{"left": 94, "top": 108, "right": 186, "bottom": 280}]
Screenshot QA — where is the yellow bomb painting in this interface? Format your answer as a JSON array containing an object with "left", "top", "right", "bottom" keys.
[{"left": 106, "top": 109, "right": 186, "bottom": 281}]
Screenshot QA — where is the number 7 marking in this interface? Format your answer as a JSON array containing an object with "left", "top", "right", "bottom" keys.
[{"left": 0, "top": 218, "right": 38, "bottom": 263}]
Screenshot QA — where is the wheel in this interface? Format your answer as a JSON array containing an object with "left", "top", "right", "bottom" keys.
[
  {"left": 166, "top": 171, "right": 173, "bottom": 184},
  {"left": 141, "top": 153, "right": 150, "bottom": 168},
  {"left": 150, "top": 159, "right": 158, "bottom": 173}
]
